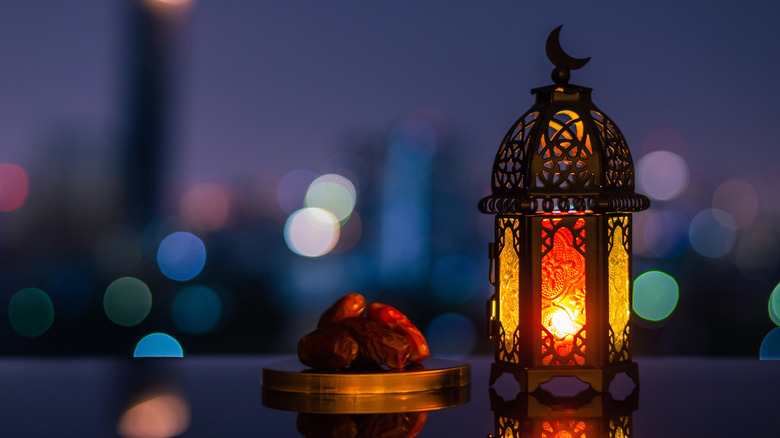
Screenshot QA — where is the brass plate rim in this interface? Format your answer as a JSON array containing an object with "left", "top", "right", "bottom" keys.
[
  {"left": 262, "top": 385, "right": 471, "bottom": 414},
  {"left": 262, "top": 358, "right": 471, "bottom": 395}
]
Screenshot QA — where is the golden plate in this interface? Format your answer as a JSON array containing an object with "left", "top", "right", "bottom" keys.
[{"left": 262, "top": 358, "right": 471, "bottom": 414}]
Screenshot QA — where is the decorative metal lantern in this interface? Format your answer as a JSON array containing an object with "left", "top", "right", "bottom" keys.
[
  {"left": 479, "top": 26, "right": 649, "bottom": 392},
  {"left": 488, "top": 387, "right": 637, "bottom": 438}
]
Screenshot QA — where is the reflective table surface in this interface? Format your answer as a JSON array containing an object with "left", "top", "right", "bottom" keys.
[{"left": 1, "top": 355, "right": 778, "bottom": 436}]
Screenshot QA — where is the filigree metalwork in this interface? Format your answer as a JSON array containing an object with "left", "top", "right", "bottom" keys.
[
  {"left": 480, "top": 85, "right": 650, "bottom": 216},
  {"left": 481, "top": 30, "right": 649, "bottom": 386},
  {"left": 493, "top": 111, "right": 538, "bottom": 192},
  {"left": 591, "top": 110, "right": 634, "bottom": 190},
  {"left": 535, "top": 110, "right": 597, "bottom": 190}
]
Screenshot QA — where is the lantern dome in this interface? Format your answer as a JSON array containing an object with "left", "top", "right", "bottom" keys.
[
  {"left": 479, "top": 83, "right": 650, "bottom": 216},
  {"left": 479, "top": 26, "right": 649, "bottom": 216}
]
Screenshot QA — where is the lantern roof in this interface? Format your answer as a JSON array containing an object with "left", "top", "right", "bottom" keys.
[{"left": 479, "top": 27, "right": 649, "bottom": 215}]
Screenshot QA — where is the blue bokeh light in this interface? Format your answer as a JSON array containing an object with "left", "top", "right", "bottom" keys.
[
  {"left": 379, "top": 118, "right": 437, "bottom": 286},
  {"left": 157, "top": 232, "right": 207, "bottom": 281},
  {"left": 134, "top": 333, "right": 184, "bottom": 357},
  {"left": 689, "top": 208, "right": 736, "bottom": 258},
  {"left": 760, "top": 328, "right": 780, "bottom": 360},
  {"left": 172, "top": 285, "right": 223, "bottom": 334}
]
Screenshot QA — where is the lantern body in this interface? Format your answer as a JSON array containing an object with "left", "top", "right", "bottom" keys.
[
  {"left": 480, "top": 84, "right": 648, "bottom": 392},
  {"left": 489, "top": 388, "right": 637, "bottom": 438}
]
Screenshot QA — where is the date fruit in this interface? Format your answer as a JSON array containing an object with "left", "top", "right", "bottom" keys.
[
  {"left": 318, "top": 293, "right": 367, "bottom": 328},
  {"left": 297, "top": 325, "right": 359, "bottom": 369},
  {"left": 297, "top": 413, "right": 357, "bottom": 438},
  {"left": 367, "top": 303, "right": 430, "bottom": 362},
  {"left": 356, "top": 412, "right": 428, "bottom": 438},
  {"left": 338, "top": 317, "right": 411, "bottom": 369}
]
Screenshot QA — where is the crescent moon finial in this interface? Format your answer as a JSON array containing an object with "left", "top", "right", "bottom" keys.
[{"left": 545, "top": 25, "right": 590, "bottom": 84}]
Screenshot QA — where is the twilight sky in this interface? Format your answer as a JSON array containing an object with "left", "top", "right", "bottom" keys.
[{"left": 1, "top": 0, "right": 779, "bottom": 195}]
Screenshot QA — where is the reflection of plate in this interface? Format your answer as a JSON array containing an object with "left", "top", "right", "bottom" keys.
[
  {"left": 263, "top": 385, "right": 470, "bottom": 414},
  {"left": 262, "top": 358, "right": 471, "bottom": 414}
]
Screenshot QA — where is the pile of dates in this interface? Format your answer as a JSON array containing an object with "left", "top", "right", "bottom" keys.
[
  {"left": 298, "top": 293, "right": 429, "bottom": 370},
  {"left": 297, "top": 412, "right": 427, "bottom": 438}
]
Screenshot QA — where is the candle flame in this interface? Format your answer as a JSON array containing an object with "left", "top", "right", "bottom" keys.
[{"left": 549, "top": 307, "right": 578, "bottom": 339}]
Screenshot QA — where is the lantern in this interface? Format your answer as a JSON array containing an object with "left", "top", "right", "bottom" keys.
[
  {"left": 488, "top": 387, "right": 637, "bottom": 438},
  {"left": 479, "top": 26, "right": 649, "bottom": 392}
]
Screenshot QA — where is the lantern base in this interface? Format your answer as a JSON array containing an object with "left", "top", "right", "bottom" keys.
[{"left": 489, "top": 361, "right": 638, "bottom": 394}]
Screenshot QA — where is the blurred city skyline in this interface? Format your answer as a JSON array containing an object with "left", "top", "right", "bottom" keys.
[{"left": 0, "top": 0, "right": 779, "bottom": 356}]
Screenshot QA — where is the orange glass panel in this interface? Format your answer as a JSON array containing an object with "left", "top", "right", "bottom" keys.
[
  {"left": 541, "top": 420, "right": 588, "bottom": 438},
  {"left": 499, "top": 226, "right": 520, "bottom": 361},
  {"left": 541, "top": 223, "right": 586, "bottom": 364}
]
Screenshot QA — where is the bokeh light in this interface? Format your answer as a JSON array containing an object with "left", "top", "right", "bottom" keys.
[
  {"left": 0, "top": 162, "right": 29, "bottom": 212},
  {"left": 431, "top": 254, "right": 481, "bottom": 304},
  {"left": 636, "top": 151, "right": 689, "bottom": 201},
  {"left": 148, "top": 0, "right": 192, "bottom": 6},
  {"left": 380, "top": 117, "right": 437, "bottom": 285},
  {"left": 47, "top": 269, "right": 91, "bottom": 320},
  {"left": 157, "top": 232, "right": 207, "bottom": 281},
  {"left": 425, "top": 313, "right": 476, "bottom": 360},
  {"left": 277, "top": 169, "right": 317, "bottom": 215},
  {"left": 304, "top": 174, "right": 356, "bottom": 223},
  {"left": 642, "top": 210, "right": 689, "bottom": 258},
  {"left": 284, "top": 207, "right": 340, "bottom": 257},
  {"left": 712, "top": 179, "right": 758, "bottom": 229},
  {"left": 688, "top": 208, "right": 736, "bottom": 258},
  {"left": 759, "top": 328, "right": 780, "bottom": 360},
  {"left": 117, "top": 392, "right": 190, "bottom": 438},
  {"left": 179, "top": 183, "right": 230, "bottom": 231},
  {"left": 769, "top": 283, "right": 780, "bottom": 326},
  {"left": 8, "top": 288, "right": 54, "bottom": 337},
  {"left": 633, "top": 271, "right": 679, "bottom": 321},
  {"left": 104, "top": 277, "right": 152, "bottom": 327},
  {"left": 172, "top": 285, "right": 222, "bottom": 334},
  {"left": 134, "top": 333, "right": 184, "bottom": 357}
]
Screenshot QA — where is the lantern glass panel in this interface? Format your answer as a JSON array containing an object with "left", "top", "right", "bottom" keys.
[
  {"left": 608, "top": 216, "right": 631, "bottom": 363},
  {"left": 610, "top": 416, "right": 631, "bottom": 438},
  {"left": 540, "top": 218, "right": 587, "bottom": 366},
  {"left": 499, "top": 221, "right": 520, "bottom": 363},
  {"left": 540, "top": 419, "right": 589, "bottom": 438}
]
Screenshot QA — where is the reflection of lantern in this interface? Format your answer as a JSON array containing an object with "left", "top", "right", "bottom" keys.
[
  {"left": 488, "top": 387, "right": 637, "bottom": 438},
  {"left": 479, "top": 27, "right": 649, "bottom": 392}
]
